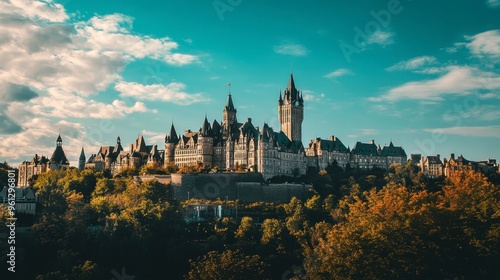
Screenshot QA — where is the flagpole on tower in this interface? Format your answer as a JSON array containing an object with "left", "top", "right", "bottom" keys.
[{"left": 226, "top": 82, "right": 231, "bottom": 94}]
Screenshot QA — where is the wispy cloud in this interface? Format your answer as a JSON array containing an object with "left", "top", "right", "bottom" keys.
[
  {"left": 273, "top": 43, "right": 308, "bottom": 56},
  {"left": 425, "top": 126, "right": 500, "bottom": 138},
  {"left": 324, "top": 68, "right": 352, "bottom": 79},
  {"left": 116, "top": 81, "right": 209, "bottom": 105},
  {"left": 386, "top": 56, "right": 437, "bottom": 72},
  {"left": 487, "top": 0, "right": 500, "bottom": 8},
  {"left": 367, "top": 30, "right": 394, "bottom": 46},
  {"left": 141, "top": 130, "right": 166, "bottom": 144},
  {"left": 359, "top": 129, "right": 379, "bottom": 135},
  {"left": 302, "top": 90, "right": 325, "bottom": 102},
  {"left": 370, "top": 66, "right": 500, "bottom": 102},
  {"left": 0, "top": 0, "right": 200, "bottom": 165},
  {"left": 465, "top": 29, "right": 500, "bottom": 60},
  {"left": 0, "top": 118, "right": 89, "bottom": 164}
]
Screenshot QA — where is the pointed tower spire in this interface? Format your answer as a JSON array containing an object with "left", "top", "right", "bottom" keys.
[
  {"left": 201, "top": 115, "right": 213, "bottom": 137},
  {"left": 56, "top": 134, "right": 62, "bottom": 147},
  {"left": 166, "top": 122, "right": 179, "bottom": 144},
  {"left": 79, "top": 147, "right": 85, "bottom": 160},
  {"left": 225, "top": 92, "right": 235, "bottom": 111}
]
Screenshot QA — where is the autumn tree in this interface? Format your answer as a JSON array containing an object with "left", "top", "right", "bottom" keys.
[
  {"left": 185, "top": 250, "right": 268, "bottom": 280},
  {"left": 235, "top": 216, "right": 259, "bottom": 241},
  {"left": 304, "top": 170, "right": 500, "bottom": 279}
]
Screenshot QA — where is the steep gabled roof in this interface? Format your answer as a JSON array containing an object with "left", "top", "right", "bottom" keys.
[
  {"left": 317, "top": 137, "right": 349, "bottom": 152},
  {"left": 149, "top": 145, "right": 162, "bottom": 162},
  {"left": 351, "top": 141, "right": 379, "bottom": 156},
  {"left": 260, "top": 123, "right": 275, "bottom": 142},
  {"left": 135, "top": 135, "right": 148, "bottom": 153},
  {"left": 380, "top": 141, "right": 407, "bottom": 157},
  {"left": 425, "top": 155, "right": 442, "bottom": 165}
]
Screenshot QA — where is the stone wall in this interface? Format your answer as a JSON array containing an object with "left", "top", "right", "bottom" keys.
[
  {"left": 236, "top": 182, "right": 312, "bottom": 203},
  {"left": 170, "top": 173, "right": 312, "bottom": 202}
]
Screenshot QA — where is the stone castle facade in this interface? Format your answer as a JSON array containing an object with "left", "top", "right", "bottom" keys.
[
  {"left": 83, "top": 74, "right": 407, "bottom": 179},
  {"left": 19, "top": 74, "right": 410, "bottom": 183},
  {"left": 165, "top": 74, "right": 308, "bottom": 179}
]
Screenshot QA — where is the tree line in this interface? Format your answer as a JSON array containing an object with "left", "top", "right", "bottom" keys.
[{"left": 0, "top": 161, "right": 498, "bottom": 279}]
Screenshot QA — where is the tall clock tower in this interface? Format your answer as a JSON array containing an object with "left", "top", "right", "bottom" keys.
[{"left": 278, "top": 74, "right": 304, "bottom": 142}]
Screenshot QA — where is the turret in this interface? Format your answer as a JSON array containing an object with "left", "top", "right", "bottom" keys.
[
  {"left": 164, "top": 123, "right": 179, "bottom": 165},
  {"left": 78, "top": 147, "right": 86, "bottom": 170},
  {"left": 56, "top": 134, "right": 62, "bottom": 147}
]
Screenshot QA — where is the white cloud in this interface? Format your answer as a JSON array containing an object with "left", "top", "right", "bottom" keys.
[
  {"left": 359, "top": 129, "right": 379, "bottom": 135},
  {"left": 463, "top": 105, "right": 500, "bottom": 121},
  {"left": 302, "top": 91, "right": 325, "bottom": 102},
  {"left": 0, "top": 0, "right": 200, "bottom": 125},
  {"left": 487, "top": 0, "right": 500, "bottom": 8},
  {"left": 424, "top": 126, "right": 500, "bottom": 138},
  {"left": 324, "top": 69, "right": 352, "bottom": 79},
  {"left": 370, "top": 66, "right": 500, "bottom": 102},
  {"left": 478, "top": 92, "right": 500, "bottom": 99},
  {"left": 1, "top": 0, "right": 68, "bottom": 22},
  {"left": 116, "top": 81, "right": 209, "bottom": 105},
  {"left": 74, "top": 14, "right": 199, "bottom": 65},
  {"left": 367, "top": 30, "right": 394, "bottom": 46},
  {"left": 0, "top": 0, "right": 203, "bottom": 167},
  {"left": 386, "top": 56, "right": 437, "bottom": 72},
  {"left": 141, "top": 130, "right": 166, "bottom": 145},
  {"left": 0, "top": 118, "right": 89, "bottom": 165},
  {"left": 465, "top": 29, "right": 500, "bottom": 59},
  {"left": 273, "top": 43, "right": 308, "bottom": 56}
]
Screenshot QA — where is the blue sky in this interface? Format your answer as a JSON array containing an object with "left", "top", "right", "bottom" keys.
[{"left": 1, "top": 0, "right": 500, "bottom": 167}]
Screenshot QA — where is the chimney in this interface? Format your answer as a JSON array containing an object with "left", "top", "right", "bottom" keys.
[
  {"left": 370, "top": 139, "right": 375, "bottom": 145},
  {"left": 330, "top": 135, "right": 335, "bottom": 141},
  {"left": 129, "top": 143, "right": 133, "bottom": 153},
  {"left": 451, "top": 153, "right": 455, "bottom": 160},
  {"left": 437, "top": 154, "right": 440, "bottom": 159},
  {"left": 247, "top": 118, "right": 252, "bottom": 123}
]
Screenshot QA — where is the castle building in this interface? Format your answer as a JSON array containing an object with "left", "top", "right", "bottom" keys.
[
  {"left": 420, "top": 155, "right": 444, "bottom": 178},
  {"left": 165, "top": 74, "right": 308, "bottom": 179},
  {"left": 305, "top": 138, "right": 407, "bottom": 171},
  {"left": 78, "top": 74, "right": 408, "bottom": 179},
  {"left": 18, "top": 135, "right": 70, "bottom": 186},
  {"left": 444, "top": 153, "right": 477, "bottom": 177},
  {"left": 85, "top": 135, "right": 164, "bottom": 174},
  {"left": 25, "top": 74, "right": 409, "bottom": 180},
  {"left": 412, "top": 153, "right": 497, "bottom": 177}
]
